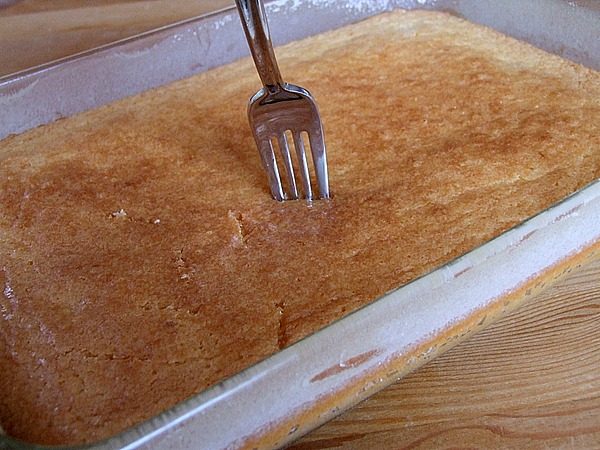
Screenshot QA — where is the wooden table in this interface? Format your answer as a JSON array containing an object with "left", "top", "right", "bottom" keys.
[
  {"left": 0, "top": 0, "right": 234, "bottom": 77},
  {"left": 2, "top": 2, "right": 600, "bottom": 448},
  {"left": 293, "top": 256, "right": 600, "bottom": 449}
]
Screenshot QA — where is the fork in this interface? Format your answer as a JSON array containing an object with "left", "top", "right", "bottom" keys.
[{"left": 235, "top": 0, "right": 330, "bottom": 201}]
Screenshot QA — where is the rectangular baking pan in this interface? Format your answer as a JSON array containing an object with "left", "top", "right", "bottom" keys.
[{"left": 1, "top": 0, "right": 599, "bottom": 448}]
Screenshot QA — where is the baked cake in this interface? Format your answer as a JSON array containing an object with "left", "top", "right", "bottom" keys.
[{"left": 0, "top": 10, "right": 599, "bottom": 445}]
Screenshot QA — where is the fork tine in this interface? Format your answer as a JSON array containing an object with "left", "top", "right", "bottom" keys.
[
  {"left": 292, "top": 131, "right": 313, "bottom": 200},
  {"left": 277, "top": 133, "right": 298, "bottom": 200},
  {"left": 259, "top": 139, "right": 285, "bottom": 201},
  {"left": 308, "top": 129, "right": 330, "bottom": 199}
]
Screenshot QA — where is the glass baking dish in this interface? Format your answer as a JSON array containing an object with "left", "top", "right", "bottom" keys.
[{"left": 0, "top": 0, "right": 599, "bottom": 448}]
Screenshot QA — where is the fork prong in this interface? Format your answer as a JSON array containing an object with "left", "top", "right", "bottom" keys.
[
  {"left": 308, "top": 129, "right": 330, "bottom": 199},
  {"left": 277, "top": 133, "right": 298, "bottom": 200},
  {"left": 292, "top": 131, "right": 313, "bottom": 200},
  {"left": 259, "top": 139, "right": 285, "bottom": 201}
]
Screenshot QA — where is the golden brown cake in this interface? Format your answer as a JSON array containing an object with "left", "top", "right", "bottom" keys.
[{"left": 0, "top": 9, "right": 599, "bottom": 445}]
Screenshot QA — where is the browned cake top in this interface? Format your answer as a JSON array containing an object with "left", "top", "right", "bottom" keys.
[{"left": 1, "top": 10, "right": 599, "bottom": 445}]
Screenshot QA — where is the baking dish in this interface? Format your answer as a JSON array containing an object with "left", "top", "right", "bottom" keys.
[{"left": 1, "top": 0, "right": 599, "bottom": 448}]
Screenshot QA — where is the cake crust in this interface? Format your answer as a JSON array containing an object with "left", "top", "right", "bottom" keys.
[{"left": 1, "top": 10, "right": 599, "bottom": 444}]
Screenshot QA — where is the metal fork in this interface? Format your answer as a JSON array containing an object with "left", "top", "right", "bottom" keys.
[{"left": 235, "top": 0, "right": 329, "bottom": 201}]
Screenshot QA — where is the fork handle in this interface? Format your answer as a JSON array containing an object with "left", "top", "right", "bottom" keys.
[{"left": 235, "top": 0, "right": 284, "bottom": 91}]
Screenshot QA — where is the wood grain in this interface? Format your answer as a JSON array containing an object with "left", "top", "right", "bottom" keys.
[
  {"left": 0, "top": 0, "right": 152, "bottom": 15},
  {"left": 2, "top": 2, "right": 600, "bottom": 448},
  {"left": 291, "top": 256, "right": 600, "bottom": 449},
  {"left": 0, "top": 0, "right": 234, "bottom": 77}
]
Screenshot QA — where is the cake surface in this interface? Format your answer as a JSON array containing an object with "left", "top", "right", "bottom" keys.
[{"left": 1, "top": 9, "right": 599, "bottom": 445}]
